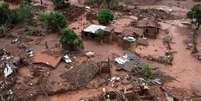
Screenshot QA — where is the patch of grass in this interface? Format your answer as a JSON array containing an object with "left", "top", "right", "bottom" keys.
[{"left": 141, "top": 64, "right": 154, "bottom": 79}]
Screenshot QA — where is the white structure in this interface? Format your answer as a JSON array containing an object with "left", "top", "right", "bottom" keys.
[{"left": 83, "top": 24, "right": 106, "bottom": 34}]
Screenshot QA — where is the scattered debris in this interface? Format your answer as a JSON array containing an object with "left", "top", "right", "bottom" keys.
[
  {"left": 193, "top": 52, "right": 201, "bottom": 60},
  {"left": 25, "top": 48, "right": 34, "bottom": 57},
  {"left": 85, "top": 51, "right": 95, "bottom": 57},
  {"left": 123, "top": 36, "right": 136, "bottom": 43},
  {"left": 3, "top": 64, "right": 13, "bottom": 77},
  {"left": 63, "top": 54, "right": 72, "bottom": 63},
  {"left": 149, "top": 78, "right": 162, "bottom": 85}
]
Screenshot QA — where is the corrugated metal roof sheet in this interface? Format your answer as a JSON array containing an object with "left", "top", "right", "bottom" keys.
[{"left": 83, "top": 24, "right": 106, "bottom": 34}]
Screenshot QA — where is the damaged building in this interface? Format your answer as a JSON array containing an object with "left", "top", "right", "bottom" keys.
[
  {"left": 82, "top": 24, "right": 113, "bottom": 43},
  {"left": 136, "top": 17, "right": 160, "bottom": 39}
]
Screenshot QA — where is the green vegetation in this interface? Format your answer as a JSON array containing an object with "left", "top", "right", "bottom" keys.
[
  {"left": 97, "top": 9, "right": 113, "bottom": 25},
  {"left": 60, "top": 29, "right": 84, "bottom": 50},
  {"left": 141, "top": 64, "right": 154, "bottom": 79},
  {"left": 0, "top": 3, "right": 12, "bottom": 25},
  {"left": 11, "top": 3, "right": 32, "bottom": 24},
  {"left": 0, "top": 2, "right": 32, "bottom": 34},
  {"left": 40, "top": 11, "right": 68, "bottom": 32},
  {"left": 187, "top": 4, "right": 201, "bottom": 30}
]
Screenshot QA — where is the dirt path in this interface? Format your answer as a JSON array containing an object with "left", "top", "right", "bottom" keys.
[{"left": 160, "top": 20, "right": 201, "bottom": 97}]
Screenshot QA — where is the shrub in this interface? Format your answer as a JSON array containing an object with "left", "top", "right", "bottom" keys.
[
  {"left": 141, "top": 64, "right": 154, "bottom": 79},
  {"left": 0, "top": 2, "right": 32, "bottom": 25},
  {"left": 0, "top": 3, "right": 12, "bottom": 25},
  {"left": 187, "top": 4, "right": 201, "bottom": 30},
  {"left": 40, "top": 11, "right": 68, "bottom": 31},
  {"left": 97, "top": 9, "right": 113, "bottom": 25},
  {"left": 60, "top": 29, "right": 84, "bottom": 50},
  {"left": 11, "top": 3, "right": 32, "bottom": 24}
]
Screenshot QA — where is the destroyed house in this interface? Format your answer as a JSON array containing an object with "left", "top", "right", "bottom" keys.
[
  {"left": 82, "top": 24, "right": 112, "bottom": 42},
  {"left": 122, "top": 27, "right": 144, "bottom": 38},
  {"left": 136, "top": 18, "right": 160, "bottom": 38}
]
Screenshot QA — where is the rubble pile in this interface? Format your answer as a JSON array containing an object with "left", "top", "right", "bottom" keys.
[
  {"left": 145, "top": 53, "right": 174, "bottom": 65},
  {"left": 131, "top": 8, "right": 173, "bottom": 20},
  {"left": 115, "top": 53, "right": 145, "bottom": 72},
  {"left": 0, "top": 49, "right": 18, "bottom": 101},
  {"left": 86, "top": 77, "right": 175, "bottom": 101}
]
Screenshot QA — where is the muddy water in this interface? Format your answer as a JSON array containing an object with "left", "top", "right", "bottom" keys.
[{"left": 160, "top": 20, "right": 201, "bottom": 96}]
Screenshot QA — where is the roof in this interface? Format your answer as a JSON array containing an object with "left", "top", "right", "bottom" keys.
[
  {"left": 83, "top": 24, "right": 106, "bottom": 34},
  {"left": 32, "top": 53, "right": 62, "bottom": 68},
  {"left": 136, "top": 18, "right": 160, "bottom": 28}
]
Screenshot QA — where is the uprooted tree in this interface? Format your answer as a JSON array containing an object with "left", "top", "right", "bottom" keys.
[
  {"left": 60, "top": 29, "right": 84, "bottom": 50},
  {"left": 187, "top": 4, "right": 201, "bottom": 30}
]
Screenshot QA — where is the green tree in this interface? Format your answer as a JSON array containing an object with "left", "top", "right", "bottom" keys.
[
  {"left": 40, "top": 11, "right": 68, "bottom": 32},
  {"left": 97, "top": 9, "right": 113, "bottom": 25},
  {"left": 60, "top": 29, "right": 84, "bottom": 50},
  {"left": 187, "top": 4, "right": 201, "bottom": 30}
]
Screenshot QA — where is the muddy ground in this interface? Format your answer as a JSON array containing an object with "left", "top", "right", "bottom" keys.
[{"left": 1, "top": 0, "right": 201, "bottom": 101}]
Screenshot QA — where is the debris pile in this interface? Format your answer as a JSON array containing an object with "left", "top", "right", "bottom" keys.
[
  {"left": 115, "top": 53, "right": 145, "bottom": 72},
  {"left": 86, "top": 77, "right": 175, "bottom": 101},
  {"left": 145, "top": 50, "right": 174, "bottom": 65},
  {"left": 131, "top": 8, "right": 173, "bottom": 20},
  {"left": 0, "top": 49, "right": 18, "bottom": 101}
]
